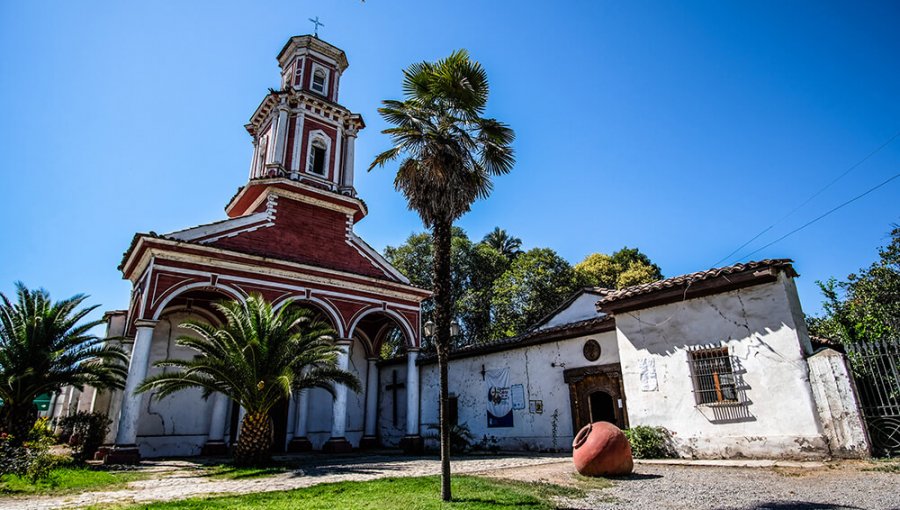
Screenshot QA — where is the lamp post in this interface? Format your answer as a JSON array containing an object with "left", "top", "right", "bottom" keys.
[{"left": 424, "top": 319, "right": 460, "bottom": 346}]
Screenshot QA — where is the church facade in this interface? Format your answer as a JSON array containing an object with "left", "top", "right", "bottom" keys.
[
  {"left": 89, "top": 35, "right": 430, "bottom": 463},
  {"left": 51, "top": 36, "right": 871, "bottom": 462}
]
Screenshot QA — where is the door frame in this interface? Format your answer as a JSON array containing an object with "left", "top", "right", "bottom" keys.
[{"left": 564, "top": 363, "right": 628, "bottom": 434}]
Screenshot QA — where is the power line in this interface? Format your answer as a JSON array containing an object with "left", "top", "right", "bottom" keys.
[
  {"left": 737, "top": 171, "right": 900, "bottom": 261},
  {"left": 711, "top": 130, "right": 900, "bottom": 267}
]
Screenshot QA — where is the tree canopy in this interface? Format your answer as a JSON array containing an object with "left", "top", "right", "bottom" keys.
[
  {"left": 808, "top": 226, "right": 900, "bottom": 344},
  {"left": 574, "top": 247, "right": 663, "bottom": 289}
]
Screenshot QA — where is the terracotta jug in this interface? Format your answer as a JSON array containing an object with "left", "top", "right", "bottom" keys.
[{"left": 572, "top": 421, "right": 634, "bottom": 476}]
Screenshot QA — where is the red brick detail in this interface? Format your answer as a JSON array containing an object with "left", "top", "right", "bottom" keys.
[{"left": 210, "top": 197, "right": 385, "bottom": 279}]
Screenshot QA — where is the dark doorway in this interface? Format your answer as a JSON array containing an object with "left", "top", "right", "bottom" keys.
[
  {"left": 270, "top": 398, "right": 290, "bottom": 453},
  {"left": 589, "top": 391, "right": 616, "bottom": 424}
]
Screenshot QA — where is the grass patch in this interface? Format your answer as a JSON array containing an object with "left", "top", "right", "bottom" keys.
[
  {"left": 203, "top": 463, "right": 290, "bottom": 480},
  {"left": 117, "top": 475, "right": 582, "bottom": 509},
  {"left": 0, "top": 467, "right": 145, "bottom": 495},
  {"left": 572, "top": 473, "right": 614, "bottom": 490},
  {"left": 864, "top": 459, "right": 900, "bottom": 473}
]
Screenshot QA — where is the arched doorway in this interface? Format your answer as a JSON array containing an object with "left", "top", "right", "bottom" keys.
[{"left": 348, "top": 309, "right": 417, "bottom": 449}]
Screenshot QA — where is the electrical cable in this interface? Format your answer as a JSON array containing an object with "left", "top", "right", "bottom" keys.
[
  {"left": 738, "top": 171, "right": 900, "bottom": 261},
  {"left": 711, "top": 130, "right": 900, "bottom": 267}
]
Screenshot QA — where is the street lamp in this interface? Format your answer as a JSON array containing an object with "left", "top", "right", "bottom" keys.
[{"left": 422, "top": 319, "right": 460, "bottom": 338}]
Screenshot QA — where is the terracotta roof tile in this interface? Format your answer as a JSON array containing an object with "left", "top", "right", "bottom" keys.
[{"left": 596, "top": 259, "right": 796, "bottom": 307}]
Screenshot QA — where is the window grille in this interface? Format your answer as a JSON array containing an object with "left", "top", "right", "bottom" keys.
[{"left": 688, "top": 347, "right": 738, "bottom": 405}]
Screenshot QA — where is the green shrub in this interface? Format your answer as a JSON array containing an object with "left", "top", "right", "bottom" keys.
[
  {"left": 624, "top": 425, "right": 675, "bottom": 459},
  {"left": 55, "top": 411, "right": 110, "bottom": 463},
  {"left": 0, "top": 429, "right": 69, "bottom": 483}
]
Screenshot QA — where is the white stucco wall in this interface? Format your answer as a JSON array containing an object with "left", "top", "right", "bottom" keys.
[
  {"left": 807, "top": 348, "right": 870, "bottom": 458},
  {"left": 378, "top": 360, "right": 408, "bottom": 447},
  {"left": 137, "top": 312, "right": 217, "bottom": 457},
  {"left": 419, "top": 330, "right": 619, "bottom": 452},
  {"left": 613, "top": 273, "right": 828, "bottom": 459},
  {"left": 537, "top": 293, "right": 604, "bottom": 330}
]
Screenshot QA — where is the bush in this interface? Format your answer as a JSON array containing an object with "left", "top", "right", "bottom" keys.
[
  {"left": 425, "top": 422, "right": 475, "bottom": 453},
  {"left": 55, "top": 412, "right": 110, "bottom": 463},
  {"left": 0, "top": 430, "right": 68, "bottom": 483},
  {"left": 624, "top": 425, "right": 675, "bottom": 459}
]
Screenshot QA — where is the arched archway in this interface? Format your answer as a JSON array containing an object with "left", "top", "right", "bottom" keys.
[
  {"left": 273, "top": 296, "right": 346, "bottom": 338},
  {"left": 151, "top": 283, "right": 245, "bottom": 321},
  {"left": 138, "top": 287, "right": 243, "bottom": 457}
]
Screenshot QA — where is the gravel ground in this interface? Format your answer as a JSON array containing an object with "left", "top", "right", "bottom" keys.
[{"left": 484, "top": 460, "right": 900, "bottom": 510}]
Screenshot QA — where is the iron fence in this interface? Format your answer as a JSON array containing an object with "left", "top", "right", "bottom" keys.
[{"left": 846, "top": 339, "right": 900, "bottom": 457}]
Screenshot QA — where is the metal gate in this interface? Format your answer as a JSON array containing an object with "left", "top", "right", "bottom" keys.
[{"left": 847, "top": 340, "right": 900, "bottom": 457}]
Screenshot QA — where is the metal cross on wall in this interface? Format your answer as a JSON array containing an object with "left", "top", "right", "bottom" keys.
[
  {"left": 385, "top": 369, "right": 405, "bottom": 427},
  {"left": 309, "top": 16, "right": 324, "bottom": 37}
]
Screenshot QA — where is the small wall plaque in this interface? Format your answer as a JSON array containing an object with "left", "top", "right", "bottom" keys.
[{"left": 583, "top": 339, "right": 601, "bottom": 361}]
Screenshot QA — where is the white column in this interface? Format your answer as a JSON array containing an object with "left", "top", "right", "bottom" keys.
[
  {"left": 114, "top": 320, "right": 157, "bottom": 446},
  {"left": 207, "top": 393, "right": 229, "bottom": 442},
  {"left": 294, "top": 388, "right": 309, "bottom": 438},
  {"left": 364, "top": 358, "right": 379, "bottom": 438},
  {"left": 272, "top": 106, "right": 289, "bottom": 167},
  {"left": 330, "top": 339, "right": 352, "bottom": 439},
  {"left": 333, "top": 127, "right": 343, "bottom": 188},
  {"left": 406, "top": 349, "right": 420, "bottom": 436},
  {"left": 285, "top": 395, "right": 296, "bottom": 443},
  {"left": 342, "top": 129, "right": 357, "bottom": 189},
  {"left": 289, "top": 112, "right": 305, "bottom": 178}
]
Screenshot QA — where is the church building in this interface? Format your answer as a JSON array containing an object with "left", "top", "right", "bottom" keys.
[{"left": 90, "top": 35, "right": 430, "bottom": 463}]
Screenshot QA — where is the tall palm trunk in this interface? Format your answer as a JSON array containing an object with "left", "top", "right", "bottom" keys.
[
  {"left": 234, "top": 412, "right": 273, "bottom": 466},
  {"left": 432, "top": 220, "right": 453, "bottom": 502}
]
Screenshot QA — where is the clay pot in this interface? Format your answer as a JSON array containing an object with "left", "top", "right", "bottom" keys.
[{"left": 572, "top": 421, "right": 633, "bottom": 476}]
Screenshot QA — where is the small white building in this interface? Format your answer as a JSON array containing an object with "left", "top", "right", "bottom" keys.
[{"left": 418, "top": 259, "right": 870, "bottom": 459}]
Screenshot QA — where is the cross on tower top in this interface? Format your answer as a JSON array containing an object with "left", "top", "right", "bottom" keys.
[{"left": 309, "top": 16, "right": 324, "bottom": 38}]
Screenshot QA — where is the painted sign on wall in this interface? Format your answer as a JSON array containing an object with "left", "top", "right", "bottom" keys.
[{"left": 486, "top": 368, "right": 513, "bottom": 427}]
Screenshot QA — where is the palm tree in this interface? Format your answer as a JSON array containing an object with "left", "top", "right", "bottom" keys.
[
  {"left": 370, "top": 50, "right": 515, "bottom": 501},
  {"left": 482, "top": 227, "right": 522, "bottom": 260},
  {"left": 0, "top": 283, "right": 127, "bottom": 443},
  {"left": 136, "top": 295, "right": 360, "bottom": 466}
]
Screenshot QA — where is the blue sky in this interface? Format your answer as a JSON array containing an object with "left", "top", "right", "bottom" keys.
[{"left": 1, "top": 1, "right": 898, "bottom": 321}]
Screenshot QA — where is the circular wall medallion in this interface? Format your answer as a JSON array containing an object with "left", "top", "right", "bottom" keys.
[{"left": 583, "top": 339, "right": 601, "bottom": 361}]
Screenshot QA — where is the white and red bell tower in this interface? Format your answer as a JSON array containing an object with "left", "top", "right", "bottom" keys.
[{"left": 246, "top": 35, "right": 362, "bottom": 196}]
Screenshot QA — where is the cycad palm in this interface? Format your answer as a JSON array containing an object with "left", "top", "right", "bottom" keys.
[
  {"left": 370, "top": 49, "right": 514, "bottom": 501},
  {"left": 0, "top": 282, "right": 127, "bottom": 443},
  {"left": 136, "top": 295, "right": 359, "bottom": 466}
]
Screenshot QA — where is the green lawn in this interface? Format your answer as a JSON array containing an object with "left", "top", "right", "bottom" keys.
[
  {"left": 0, "top": 466, "right": 145, "bottom": 495},
  {"left": 117, "top": 475, "right": 586, "bottom": 509}
]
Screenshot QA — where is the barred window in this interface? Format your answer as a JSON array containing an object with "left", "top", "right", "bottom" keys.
[{"left": 689, "top": 347, "right": 738, "bottom": 405}]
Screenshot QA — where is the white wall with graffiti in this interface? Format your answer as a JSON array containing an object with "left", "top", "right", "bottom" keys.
[{"left": 418, "top": 329, "right": 620, "bottom": 452}]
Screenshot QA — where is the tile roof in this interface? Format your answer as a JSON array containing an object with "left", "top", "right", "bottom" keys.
[
  {"left": 596, "top": 259, "right": 796, "bottom": 307},
  {"left": 416, "top": 315, "right": 614, "bottom": 364}
]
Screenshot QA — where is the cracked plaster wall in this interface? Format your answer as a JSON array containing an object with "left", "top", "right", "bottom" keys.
[
  {"left": 614, "top": 272, "right": 828, "bottom": 459},
  {"left": 419, "top": 330, "right": 619, "bottom": 452}
]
